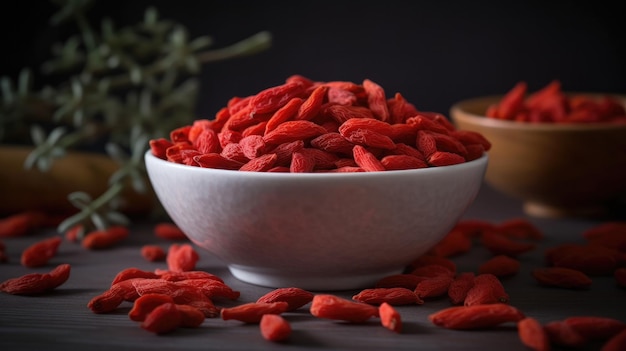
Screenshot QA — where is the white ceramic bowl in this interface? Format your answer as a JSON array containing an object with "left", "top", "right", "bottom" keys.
[{"left": 145, "top": 151, "right": 488, "bottom": 290}]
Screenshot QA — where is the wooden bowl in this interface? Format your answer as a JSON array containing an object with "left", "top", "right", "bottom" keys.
[{"left": 450, "top": 94, "right": 626, "bottom": 218}]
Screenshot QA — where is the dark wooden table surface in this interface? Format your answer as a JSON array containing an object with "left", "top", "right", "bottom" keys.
[{"left": 1, "top": 183, "right": 625, "bottom": 350}]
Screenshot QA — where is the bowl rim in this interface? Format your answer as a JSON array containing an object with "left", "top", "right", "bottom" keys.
[
  {"left": 450, "top": 93, "right": 626, "bottom": 132},
  {"left": 144, "top": 150, "right": 488, "bottom": 180}
]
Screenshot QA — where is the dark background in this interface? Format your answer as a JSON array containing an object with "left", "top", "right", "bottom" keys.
[{"left": 2, "top": 0, "right": 624, "bottom": 120}]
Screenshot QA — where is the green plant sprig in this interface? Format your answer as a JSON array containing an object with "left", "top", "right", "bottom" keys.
[{"left": 0, "top": 0, "right": 272, "bottom": 237}]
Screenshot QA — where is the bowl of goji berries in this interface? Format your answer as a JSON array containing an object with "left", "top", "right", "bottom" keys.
[
  {"left": 145, "top": 75, "right": 490, "bottom": 290},
  {"left": 450, "top": 80, "right": 626, "bottom": 219}
]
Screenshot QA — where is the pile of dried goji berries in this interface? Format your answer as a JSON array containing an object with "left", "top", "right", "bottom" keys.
[
  {"left": 149, "top": 75, "right": 491, "bottom": 172},
  {"left": 486, "top": 80, "right": 626, "bottom": 123}
]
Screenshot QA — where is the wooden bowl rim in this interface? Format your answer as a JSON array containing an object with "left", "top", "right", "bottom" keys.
[{"left": 450, "top": 93, "right": 626, "bottom": 132}]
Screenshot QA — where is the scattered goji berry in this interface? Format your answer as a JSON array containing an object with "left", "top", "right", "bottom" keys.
[
  {"left": 82, "top": 226, "right": 129, "bottom": 250},
  {"left": 310, "top": 294, "right": 379, "bottom": 323},
  {"left": 414, "top": 275, "right": 454, "bottom": 299},
  {"left": 478, "top": 255, "right": 520, "bottom": 277},
  {"left": 464, "top": 274, "right": 509, "bottom": 306},
  {"left": 379, "top": 302, "right": 402, "bottom": 333},
  {"left": 481, "top": 229, "right": 536, "bottom": 257},
  {"left": 563, "top": 316, "right": 626, "bottom": 340},
  {"left": 517, "top": 317, "right": 550, "bottom": 351},
  {"left": 543, "top": 321, "right": 588, "bottom": 348},
  {"left": 447, "top": 272, "right": 475, "bottom": 305},
  {"left": 141, "top": 245, "right": 166, "bottom": 262},
  {"left": 545, "top": 244, "right": 621, "bottom": 276},
  {"left": 166, "top": 243, "right": 199, "bottom": 272},
  {"left": 0, "top": 263, "right": 70, "bottom": 295},
  {"left": 110, "top": 267, "right": 160, "bottom": 286},
  {"left": 128, "top": 293, "right": 175, "bottom": 322},
  {"left": 153, "top": 222, "right": 187, "bottom": 241},
  {"left": 532, "top": 267, "right": 592, "bottom": 289},
  {"left": 221, "top": 302, "right": 289, "bottom": 323},
  {"left": 256, "top": 287, "right": 314, "bottom": 311},
  {"left": 140, "top": 302, "right": 183, "bottom": 334},
  {"left": 20, "top": 236, "right": 62, "bottom": 268},
  {"left": 429, "top": 304, "right": 525, "bottom": 330},
  {"left": 353, "top": 287, "right": 423, "bottom": 306},
  {"left": 260, "top": 314, "right": 292, "bottom": 342},
  {"left": 428, "top": 229, "right": 472, "bottom": 257}
]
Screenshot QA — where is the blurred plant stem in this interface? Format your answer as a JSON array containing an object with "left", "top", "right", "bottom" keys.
[{"left": 0, "top": 0, "right": 271, "bottom": 237}]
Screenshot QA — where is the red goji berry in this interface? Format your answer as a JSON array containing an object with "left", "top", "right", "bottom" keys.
[
  {"left": 353, "top": 287, "right": 423, "bottom": 306},
  {"left": 478, "top": 255, "right": 520, "bottom": 277},
  {"left": 429, "top": 304, "right": 525, "bottom": 330},
  {"left": 310, "top": 294, "right": 379, "bottom": 323},
  {"left": 128, "top": 293, "right": 176, "bottom": 322},
  {"left": 260, "top": 314, "right": 292, "bottom": 342},
  {"left": 221, "top": 302, "right": 289, "bottom": 323},
  {"left": 141, "top": 245, "right": 166, "bottom": 262},
  {"left": 414, "top": 275, "right": 454, "bottom": 299},
  {"left": 532, "top": 267, "right": 592, "bottom": 289},
  {"left": 544, "top": 320, "right": 588, "bottom": 348},
  {"left": 21, "top": 236, "right": 62, "bottom": 268},
  {"left": 464, "top": 274, "right": 509, "bottom": 306},
  {"left": 517, "top": 317, "right": 550, "bottom": 351},
  {"left": 448, "top": 272, "right": 475, "bottom": 305},
  {"left": 256, "top": 287, "right": 314, "bottom": 311},
  {"left": 166, "top": 243, "right": 199, "bottom": 272},
  {"left": 110, "top": 267, "right": 160, "bottom": 286},
  {"left": 154, "top": 222, "right": 187, "bottom": 241},
  {"left": 82, "top": 226, "right": 129, "bottom": 250},
  {"left": 379, "top": 302, "right": 402, "bottom": 333},
  {"left": 563, "top": 316, "right": 626, "bottom": 340},
  {"left": 140, "top": 302, "right": 183, "bottom": 334}
]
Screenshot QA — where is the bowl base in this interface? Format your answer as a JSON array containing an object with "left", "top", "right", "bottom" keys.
[
  {"left": 228, "top": 265, "right": 403, "bottom": 291},
  {"left": 523, "top": 201, "right": 608, "bottom": 219}
]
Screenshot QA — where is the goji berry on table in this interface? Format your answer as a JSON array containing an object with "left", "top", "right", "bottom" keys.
[
  {"left": 478, "top": 255, "right": 520, "bottom": 277},
  {"left": 256, "top": 287, "right": 314, "bottom": 311},
  {"left": 260, "top": 314, "right": 292, "bottom": 342},
  {"left": 379, "top": 302, "right": 402, "bottom": 333},
  {"left": 517, "top": 317, "right": 550, "bottom": 351},
  {"left": 166, "top": 243, "right": 199, "bottom": 272},
  {"left": 352, "top": 287, "right": 423, "bottom": 306},
  {"left": 20, "top": 236, "right": 62, "bottom": 268},
  {"left": 141, "top": 245, "right": 166, "bottom": 262},
  {"left": 221, "top": 302, "right": 289, "bottom": 323},
  {"left": 563, "top": 316, "right": 626, "bottom": 340},
  {"left": 464, "top": 273, "right": 509, "bottom": 306},
  {"left": 128, "top": 293, "right": 176, "bottom": 322},
  {"left": 110, "top": 267, "right": 160, "bottom": 286},
  {"left": 531, "top": 267, "right": 592, "bottom": 289},
  {"left": 310, "top": 294, "right": 379, "bottom": 323},
  {"left": 82, "top": 226, "right": 129, "bottom": 250},
  {"left": 1, "top": 263, "right": 70, "bottom": 295},
  {"left": 429, "top": 304, "right": 525, "bottom": 330},
  {"left": 153, "top": 222, "right": 187, "bottom": 241},
  {"left": 447, "top": 272, "right": 475, "bottom": 305},
  {"left": 140, "top": 302, "right": 183, "bottom": 334},
  {"left": 543, "top": 321, "right": 588, "bottom": 348}
]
